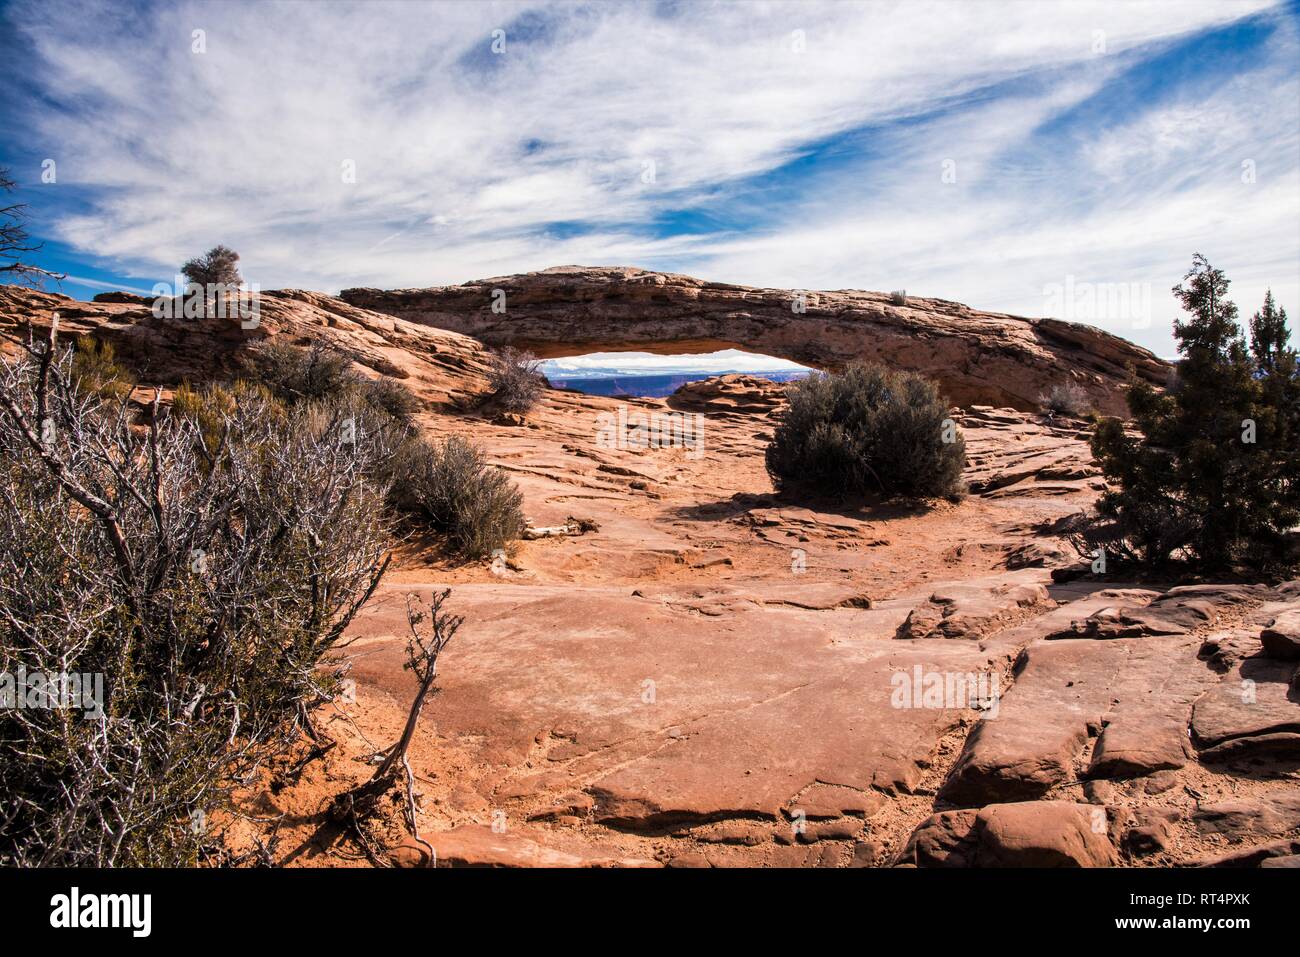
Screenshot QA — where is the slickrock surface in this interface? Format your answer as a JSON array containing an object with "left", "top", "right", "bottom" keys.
[
  {"left": 0, "top": 285, "right": 496, "bottom": 409},
  {"left": 4, "top": 284, "right": 1295, "bottom": 868},
  {"left": 341, "top": 265, "right": 1167, "bottom": 415}
]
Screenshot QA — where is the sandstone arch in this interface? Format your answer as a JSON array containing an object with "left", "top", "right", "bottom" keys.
[{"left": 341, "top": 265, "right": 1167, "bottom": 415}]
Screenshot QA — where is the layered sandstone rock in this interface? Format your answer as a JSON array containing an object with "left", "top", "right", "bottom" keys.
[
  {"left": 0, "top": 285, "right": 496, "bottom": 410},
  {"left": 667, "top": 373, "right": 788, "bottom": 415},
  {"left": 341, "top": 265, "right": 1167, "bottom": 415}
]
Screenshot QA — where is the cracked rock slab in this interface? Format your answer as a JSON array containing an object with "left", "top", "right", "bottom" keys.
[
  {"left": 895, "top": 571, "right": 1052, "bottom": 640},
  {"left": 903, "top": 801, "right": 1117, "bottom": 867},
  {"left": 1194, "top": 788, "right": 1300, "bottom": 842},
  {"left": 1048, "top": 584, "right": 1264, "bottom": 640},
  {"left": 939, "top": 640, "right": 1124, "bottom": 804},
  {"left": 941, "top": 632, "right": 1214, "bottom": 804},
  {"left": 346, "top": 582, "right": 1003, "bottom": 834},
  {"left": 1087, "top": 637, "right": 1219, "bottom": 778},
  {"left": 1261, "top": 608, "right": 1300, "bottom": 660},
  {"left": 1191, "top": 656, "right": 1300, "bottom": 758},
  {"left": 399, "top": 825, "right": 660, "bottom": 868}
]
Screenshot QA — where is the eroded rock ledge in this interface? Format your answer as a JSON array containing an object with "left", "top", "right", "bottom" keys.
[{"left": 341, "top": 265, "right": 1167, "bottom": 415}]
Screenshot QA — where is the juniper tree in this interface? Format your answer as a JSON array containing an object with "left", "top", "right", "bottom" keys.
[
  {"left": 1248, "top": 289, "right": 1300, "bottom": 552},
  {"left": 1091, "top": 255, "right": 1298, "bottom": 571},
  {"left": 180, "top": 245, "right": 243, "bottom": 317},
  {"left": 1250, "top": 289, "right": 1291, "bottom": 373}
]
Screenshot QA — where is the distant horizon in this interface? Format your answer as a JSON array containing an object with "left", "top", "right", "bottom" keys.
[{"left": 543, "top": 364, "right": 810, "bottom": 398}]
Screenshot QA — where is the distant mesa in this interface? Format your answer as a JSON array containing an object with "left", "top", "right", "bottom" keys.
[
  {"left": 341, "top": 265, "right": 1167, "bottom": 415},
  {"left": 548, "top": 368, "right": 806, "bottom": 399}
]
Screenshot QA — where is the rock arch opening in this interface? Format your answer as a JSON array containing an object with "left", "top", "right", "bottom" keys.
[{"left": 540, "top": 348, "right": 811, "bottom": 398}]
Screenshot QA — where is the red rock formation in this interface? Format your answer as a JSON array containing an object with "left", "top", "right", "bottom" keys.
[
  {"left": 0, "top": 285, "right": 495, "bottom": 410},
  {"left": 341, "top": 265, "right": 1168, "bottom": 415}
]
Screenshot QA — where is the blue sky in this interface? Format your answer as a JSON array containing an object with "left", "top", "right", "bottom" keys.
[{"left": 1, "top": 0, "right": 1297, "bottom": 359}]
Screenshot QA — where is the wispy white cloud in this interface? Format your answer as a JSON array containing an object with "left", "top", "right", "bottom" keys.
[
  {"left": 5, "top": 0, "right": 1295, "bottom": 355},
  {"left": 58, "top": 274, "right": 157, "bottom": 296},
  {"left": 689, "top": 38, "right": 1300, "bottom": 353},
  {"left": 542, "top": 349, "right": 809, "bottom": 376}
]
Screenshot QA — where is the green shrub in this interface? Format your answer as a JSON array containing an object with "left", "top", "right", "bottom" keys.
[
  {"left": 1089, "top": 256, "right": 1300, "bottom": 572},
  {"left": 71, "top": 336, "right": 132, "bottom": 402},
  {"left": 172, "top": 380, "right": 235, "bottom": 454},
  {"left": 766, "top": 363, "right": 965, "bottom": 500}
]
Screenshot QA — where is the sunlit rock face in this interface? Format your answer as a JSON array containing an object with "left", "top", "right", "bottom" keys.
[{"left": 341, "top": 265, "right": 1168, "bottom": 415}]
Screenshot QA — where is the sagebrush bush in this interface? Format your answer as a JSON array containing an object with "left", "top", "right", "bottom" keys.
[
  {"left": 0, "top": 334, "right": 392, "bottom": 865},
  {"left": 360, "top": 374, "right": 422, "bottom": 423},
  {"left": 766, "top": 363, "right": 965, "bottom": 500},
  {"left": 1038, "top": 381, "right": 1089, "bottom": 417},
  {"left": 243, "top": 339, "right": 422, "bottom": 422},
  {"left": 487, "top": 347, "right": 546, "bottom": 412},
  {"left": 244, "top": 339, "right": 523, "bottom": 559},
  {"left": 242, "top": 339, "right": 360, "bottom": 402},
  {"left": 389, "top": 434, "right": 525, "bottom": 558}
]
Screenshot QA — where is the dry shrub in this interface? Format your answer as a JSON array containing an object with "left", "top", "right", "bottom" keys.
[
  {"left": 388, "top": 434, "right": 524, "bottom": 559},
  {"left": 1038, "top": 381, "right": 1089, "bottom": 417},
  {"left": 0, "top": 333, "right": 392, "bottom": 865},
  {"left": 360, "top": 374, "right": 421, "bottom": 424},
  {"left": 242, "top": 339, "right": 360, "bottom": 403},
  {"left": 243, "top": 339, "right": 421, "bottom": 422},
  {"left": 487, "top": 347, "right": 545, "bottom": 413},
  {"left": 242, "top": 338, "right": 524, "bottom": 562}
]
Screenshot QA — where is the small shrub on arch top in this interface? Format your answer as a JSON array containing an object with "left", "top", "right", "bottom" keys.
[{"left": 766, "top": 363, "right": 965, "bottom": 500}]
